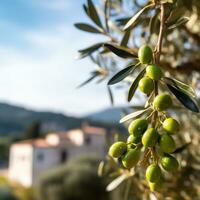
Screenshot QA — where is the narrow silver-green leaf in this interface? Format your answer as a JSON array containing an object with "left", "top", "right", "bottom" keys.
[
  {"left": 104, "top": 43, "right": 137, "bottom": 58},
  {"left": 168, "top": 17, "right": 189, "bottom": 30},
  {"left": 108, "top": 63, "right": 140, "bottom": 85},
  {"left": 106, "top": 174, "right": 129, "bottom": 192},
  {"left": 167, "top": 84, "right": 199, "bottom": 113},
  {"left": 120, "top": 30, "right": 131, "bottom": 47},
  {"left": 163, "top": 77, "right": 196, "bottom": 98},
  {"left": 74, "top": 23, "right": 102, "bottom": 34},
  {"left": 78, "top": 43, "right": 103, "bottom": 58},
  {"left": 128, "top": 68, "right": 146, "bottom": 102},
  {"left": 120, "top": 107, "right": 152, "bottom": 123},
  {"left": 124, "top": 4, "right": 154, "bottom": 31},
  {"left": 107, "top": 86, "right": 114, "bottom": 105},
  {"left": 87, "top": 0, "right": 103, "bottom": 28}
]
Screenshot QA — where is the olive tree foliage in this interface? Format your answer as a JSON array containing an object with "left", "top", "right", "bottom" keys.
[{"left": 75, "top": 0, "right": 200, "bottom": 199}]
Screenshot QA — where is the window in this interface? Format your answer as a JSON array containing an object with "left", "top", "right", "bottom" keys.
[
  {"left": 37, "top": 153, "right": 44, "bottom": 162},
  {"left": 85, "top": 136, "right": 91, "bottom": 145}
]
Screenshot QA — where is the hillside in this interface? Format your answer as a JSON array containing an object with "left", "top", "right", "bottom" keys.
[{"left": 0, "top": 102, "right": 124, "bottom": 136}]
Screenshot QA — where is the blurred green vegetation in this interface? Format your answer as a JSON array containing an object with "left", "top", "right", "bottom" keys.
[{"left": 35, "top": 155, "right": 110, "bottom": 200}]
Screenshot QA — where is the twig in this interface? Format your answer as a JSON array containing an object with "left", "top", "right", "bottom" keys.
[{"left": 156, "top": 3, "right": 165, "bottom": 64}]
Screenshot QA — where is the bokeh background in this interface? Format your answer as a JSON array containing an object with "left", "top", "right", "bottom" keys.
[{"left": 0, "top": 0, "right": 199, "bottom": 200}]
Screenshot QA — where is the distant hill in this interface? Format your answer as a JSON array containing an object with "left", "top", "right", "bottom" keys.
[
  {"left": 0, "top": 102, "right": 125, "bottom": 137},
  {"left": 87, "top": 107, "right": 124, "bottom": 123}
]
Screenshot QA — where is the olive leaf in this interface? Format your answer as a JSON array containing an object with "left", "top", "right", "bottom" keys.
[
  {"left": 108, "top": 63, "right": 140, "bottom": 85},
  {"left": 87, "top": 0, "right": 103, "bottom": 28},
  {"left": 107, "top": 86, "right": 114, "bottom": 105},
  {"left": 166, "top": 84, "right": 199, "bottom": 113},
  {"left": 98, "top": 161, "right": 105, "bottom": 176},
  {"left": 120, "top": 107, "right": 152, "bottom": 123},
  {"left": 78, "top": 43, "right": 104, "bottom": 58},
  {"left": 106, "top": 173, "right": 130, "bottom": 192},
  {"left": 123, "top": 4, "right": 154, "bottom": 31},
  {"left": 172, "top": 143, "right": 191, "bottom": 154},
  {"left": 149, "top": 9, "right": 160, "bottom": 35},
  {"left": 128, "top": 68, "right": 146, "bottom": 102},
  {"left": 163, "top": 77, "right": 196, "bottom": 98},
  {"left": 116, "top": 17, "right": 132, "bottom": 26},
  {"left": 104, "top": 0, "right": 110, "bottom": 32},
  {"left": 168, "top": 17, "right": 189, "bottom": 30},
  {"left": 74, "top": 23, "right": 102, "bottom": 34},
  {"left": 77, "top": 71, "right": 100, "bottom": 88},
  {"left": 104, "top": 43, "right": 137, "bottom": 58},
  {"left": 120, "top": 30, "right": 131, "bottom": 47}
]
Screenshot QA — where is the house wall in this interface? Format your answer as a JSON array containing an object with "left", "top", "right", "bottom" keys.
[
  {"left": 32, "top": 147, "right": 62, "bottom": 185},
  {"left": 9, "top": 144, "right": 33, "bottom": 187}
]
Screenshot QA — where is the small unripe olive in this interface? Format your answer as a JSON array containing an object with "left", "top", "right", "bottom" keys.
[
  {"left": 149, "top": 179, "right": 163, "bottom": 192},
  {"left": 128, "top": 118, "right": 148, "bottom": 137},
  {"left": 161, "top": 155, "right": 179, "bottom": 172},
  {"left": 153, "top": 93, "right": 172, "bottom": 111},
  {"left": 159, "top": 132, "right": 176, "bottom": 153},
  {"left": 146, "top": 164, "right": 161, "bottom": 183},
  {"left": 142, "top": 128, "right": 159, "bottom": 148},
  {"left": 138, "top": 77, "right": 154, "bottom": 94},
  {"left": 122, "top": 148, "right": 140, "bottom": 169},
  {"left": 146, "top": 65, "right": 162, "bottom": 81},
  {"left": 109, "top": 141, "right": 127, "bottom": 158},
  {"left": 127, "top": 135, "right": 141, "bottom": 144},
  {"left": 163, "top": 118, "right": 180, "bottom": 134},
  {"left": 138, "top": 45, "right": 153, "bottom": 64}
]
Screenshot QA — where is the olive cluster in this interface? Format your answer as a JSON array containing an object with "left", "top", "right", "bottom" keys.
[{"left": 108, "top": 45, "right": 180, "bottom": 192}]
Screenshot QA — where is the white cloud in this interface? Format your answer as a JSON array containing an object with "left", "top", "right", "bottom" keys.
[{"left": 0, "top": 24, "right": 115, "bottom": 116}]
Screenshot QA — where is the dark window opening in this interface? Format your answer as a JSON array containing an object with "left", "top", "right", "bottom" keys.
[
  {"left": 61, "top": 150, "right": 68, "bottom": 163},
  {"left": 85, "top": 136, "right": 91, "bottom": 145},
  {"left": 37, "top": 153, "right": 44, "bottom": 162}
]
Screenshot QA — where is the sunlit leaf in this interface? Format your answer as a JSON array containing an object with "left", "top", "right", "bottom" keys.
[
  {"left": 108, "top": 63, "right": 140, "bottom": 85},
  {"left": 98, "top": 161, "right": 105, "bottom": 176},
  {"left": 74, "top": 23, "right": 102, "bottom": 33},
  {"left": 87, "top": 0, "right": 103, "bottom": 28},
  {"left": 163, "top": 77, "right": 196, "bottom": 98},
  {"left": 120, "top": 30, "right": 131, "bottom": 47},
  {"left": 167, "top": 84, "right": 199, "bottom": 113},
  {"left": 104, "top": 43, "right": 137, "bottom": 58},
  {"left": 123, "top": 4, "right": 154, "bottom": 31},
  {"left": 120, "top": 107, "right": 152, "bottom": 123},
  {"left": 128, "top": 68, "right": 146, "bottom": 102},
  {"left": 106, "top": 174, "right": 129, "bottom": 192},
  {"left": 168, "top": 17, "right": 189, "bottom": 30}
]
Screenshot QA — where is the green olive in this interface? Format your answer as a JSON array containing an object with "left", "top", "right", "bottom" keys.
[
  {"left": 122, "top": 148, "right": 140, "bottom": 169},
  {"left": 138, "top": 77, "right": 154, "bottom": 94},
  {"left": 127, "top": 135, "right": 141, "bottom": 144},
  {"left": 146, "top": 164, "right": 161, "bottom": 183},
  {"left": 142, "top": 128, "right": 159, "bottom": 148},
  {"left": 161, "top": 155, "right": 179, "bottom": 172},
  {"left": 149, "top": 178, "right": 163, "bottom": 192},
  {"left": 138, "top": 45, "right": 153, "bottom": 64},
  {"left": 128, "top": 118, "right": 148, "bottom": 137},
  {"left": 163, "top": 118, "right": 180, "bottom": 134},
  {"left": 153, "top": 93, "right": 172, "bottom": 111},
  {"left": 146, "top": 65, "right": 162, "bottom": 81},
  {"left": 159, "top": 132, "right": 176, "bottom": 153},
  {"left": 108, "top": 141, "right": 127, "bottom": 158}
]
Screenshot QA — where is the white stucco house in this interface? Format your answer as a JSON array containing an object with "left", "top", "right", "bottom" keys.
[{"left": 9, "top": 125, "right": 108, "bottom": 187}]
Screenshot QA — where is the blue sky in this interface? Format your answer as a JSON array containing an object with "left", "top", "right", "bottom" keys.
[{"left": 0, "top": 0, "right": 129, "bottom": 116}]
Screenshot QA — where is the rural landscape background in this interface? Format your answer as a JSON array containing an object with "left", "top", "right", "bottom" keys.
[{"left": 0, "top": 0, "right": 200, "bottom": 200}]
